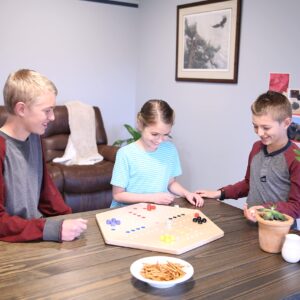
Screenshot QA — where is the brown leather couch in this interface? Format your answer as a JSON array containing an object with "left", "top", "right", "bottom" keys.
[{"left": 0, "top": 105, "right": 118, "bottom": 212}]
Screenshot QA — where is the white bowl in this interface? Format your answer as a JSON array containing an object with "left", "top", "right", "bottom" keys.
[{"left": 130, "top": 256, "right": 194, "bottom": 289}]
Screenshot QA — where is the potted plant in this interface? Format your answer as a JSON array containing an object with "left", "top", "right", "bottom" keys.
[
  {"left": 113, "top": 124, "right": 141, "bottom": 147},
  {"left": 255, "top": 206, "right": 294, "bottom": 253}
]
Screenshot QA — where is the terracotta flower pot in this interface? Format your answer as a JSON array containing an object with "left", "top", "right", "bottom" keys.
[{"left": 256, "top": 212, "right": 294, "bottom": 253}]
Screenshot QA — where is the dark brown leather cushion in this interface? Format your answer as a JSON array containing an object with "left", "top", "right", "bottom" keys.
[
  {"left": 58, "top": 160, "right": 114, "bottom": 193},
  {"left": 64, "top": 189, "right": 113, "bottom": 212}
]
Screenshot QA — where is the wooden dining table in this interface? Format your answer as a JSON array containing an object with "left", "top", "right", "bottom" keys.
[{"left": 0, "top": 198, "right": 299, "bottom": 300}]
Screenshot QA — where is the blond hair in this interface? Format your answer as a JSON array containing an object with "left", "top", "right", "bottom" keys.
[
  {"left": 137, "top": 99, "right": 175, "bottom": 129},
  {"left": 3, "top": 69, "right": 57, "bottom": 114},
  {"left": 251, "top": 91, "right": 292, "bottom": 122}
]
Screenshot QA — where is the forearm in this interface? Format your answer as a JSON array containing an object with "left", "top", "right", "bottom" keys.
[
  {"left": 221, "top": 180, "right": 249, "bottom": 200},
  {"left": 113, "top": 191, "right": 155, "bottom": 204},
  {"left": 0, "top": 212, "right": 45, "bottom": 242},
  {"left": 168, "top": 180, "right": 188, "bottom": 198},
  {"left": 169, "top": 181, "right": 204, "bottom": 207}
]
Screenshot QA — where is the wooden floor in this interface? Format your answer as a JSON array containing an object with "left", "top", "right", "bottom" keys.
[{"left": 0, "top": 198, "right": 299, "bottom": 300}]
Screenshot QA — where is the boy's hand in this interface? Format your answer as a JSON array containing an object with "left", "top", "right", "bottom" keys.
[
  {"left": 243, "top": 204, "right": 264, "bottom": 222},
  {"left": 61, "top": 218, "right": 88, "bottom": 241},
  {"left": 185, "top": 192, "right": 204, "bottom": 207},
  {"left": 195, "top": 190, "right": 221, "bottom": 199},
  {"left": 152, "top": 193, "right": 175, "bottom": 205}
]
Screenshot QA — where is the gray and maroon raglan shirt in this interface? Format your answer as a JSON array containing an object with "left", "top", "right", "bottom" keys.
[
  {"left": 221, "top": 140, "right": 300, "bottom": 222},
  {"left": 0, "top": 132, "right": 71, "bottom": 242}
]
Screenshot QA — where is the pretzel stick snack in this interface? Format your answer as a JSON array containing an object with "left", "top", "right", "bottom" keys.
[{"left": 140, "top": 261, "right": 186, "bottom": 281}]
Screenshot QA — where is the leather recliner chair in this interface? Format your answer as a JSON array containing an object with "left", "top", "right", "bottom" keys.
[{"left": 0, "top": 105, "right": 118, "bottom": 212}]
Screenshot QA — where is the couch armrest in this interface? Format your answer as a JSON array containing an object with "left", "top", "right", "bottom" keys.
[{"left": 98, "top": 145, "right": 119, "bottom": 162}]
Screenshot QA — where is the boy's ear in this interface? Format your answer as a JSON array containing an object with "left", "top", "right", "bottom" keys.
[
  {"left": 283, "top": 117, "right": 292, "bottom": 129},
  {"left": 14, "top": 101, "right": 26, "bottom": 117}
]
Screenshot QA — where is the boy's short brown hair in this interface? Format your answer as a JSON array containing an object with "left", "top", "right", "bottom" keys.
[
  {"left": 251, "top": 91, "right": 292, "bottom": 122},
  {"left": 3, "top": 69, "right": 58, "bottom": 114}
]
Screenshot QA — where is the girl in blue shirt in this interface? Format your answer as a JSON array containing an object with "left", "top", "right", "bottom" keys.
[{"left": 110, "top": 99, "right": 204, "bottom": 208}]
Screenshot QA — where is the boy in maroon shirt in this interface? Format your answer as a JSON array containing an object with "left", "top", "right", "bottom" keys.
[
  {"left": 197, "top": 91, "right": 300, "bottom": 227},
  {"left": 0, "top": 69, "right": 87, "bottom": 242}
]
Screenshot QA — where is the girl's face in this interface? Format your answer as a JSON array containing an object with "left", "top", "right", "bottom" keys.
[{"left": 138, "top": 120, "right": 172, "bottom": 152}]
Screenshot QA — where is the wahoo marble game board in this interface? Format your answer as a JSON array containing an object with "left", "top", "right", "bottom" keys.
[{"left": 96, "top": 203, "right": 224, "bottom": 255}]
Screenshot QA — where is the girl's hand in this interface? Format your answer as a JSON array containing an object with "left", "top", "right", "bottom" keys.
[
  {"left": 152, "top": 193, "right": 175, "bottom": 205},
  {"left": 195, "top": 190, "right": 221, "bottom": 199},
  {"left": 185, "top": 192, "right": 204, "bottom": 207},
  {"left": 243, "top": 204, "right": 264, "bottom": 222}
]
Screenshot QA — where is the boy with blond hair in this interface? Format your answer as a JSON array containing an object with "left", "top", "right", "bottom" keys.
[
  {"left": 198, "top": 91, "right": 300, "bottom": 226},
  {"left": 0, "top": 69, "right": 87, "bottom": 242}
]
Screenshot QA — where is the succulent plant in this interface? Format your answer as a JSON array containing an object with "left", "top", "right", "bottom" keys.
[{"left": 257, "top": 205, "right": 287, "bottom": 221}]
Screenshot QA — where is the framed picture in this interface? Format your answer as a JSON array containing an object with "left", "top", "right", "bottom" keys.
[{"left": 176, "top": 0, "right": 242, "bottom": 83}]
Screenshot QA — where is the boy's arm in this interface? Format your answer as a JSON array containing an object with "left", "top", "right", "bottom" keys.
[
  {"left": 38, "top": 158, "right": 71, "bottom": 216},
  {"left": 0, "top": 210, "right": 47, "bottom": 242},
  {"left": 0, "top": 165, "right": 77, "bottom": 243},
  {"left": 220, "top": 179, "right": 249, "bottom": 200},
  {"left": 38, "top": 164, "right": 88, "bottom": 242},
  {"left": 0, "top": 139, "right": 70, "bottom": 243},
  {"left": 37, "top": 148, "right": 73, "bottom": 241},
  {"left": 38, "top": 139, "right": 71, "bottom": 216},
  {"left": 0, "top": 144, "right": 46, "bottom": 242}
]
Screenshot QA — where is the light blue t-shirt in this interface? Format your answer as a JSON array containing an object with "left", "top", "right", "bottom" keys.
[{"left": 110, "top": 141, "right": 182, "bottom": 208}]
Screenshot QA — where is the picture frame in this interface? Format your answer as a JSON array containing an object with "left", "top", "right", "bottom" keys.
[{"left": 176, "top": 0, "right": 242, "bottom": 83}]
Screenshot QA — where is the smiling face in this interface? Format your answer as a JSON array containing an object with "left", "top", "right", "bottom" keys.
[
  {"left": 138, "top": 120, "right": 172, "bottom": 152},
  {"left": 252, "top": 112, "right": 291, "bottom": 152},
  {"left": 19, "top": 91, "right": 56, "bottom": 137}
]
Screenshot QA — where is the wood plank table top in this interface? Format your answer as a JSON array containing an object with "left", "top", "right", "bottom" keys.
[{"left": 0, "top": 198, "right": 299, "bottom": 300}]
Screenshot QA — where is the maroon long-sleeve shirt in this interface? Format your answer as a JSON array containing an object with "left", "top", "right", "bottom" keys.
[{"left": 222, "top": 140, "right": 300, "bottom": 219}]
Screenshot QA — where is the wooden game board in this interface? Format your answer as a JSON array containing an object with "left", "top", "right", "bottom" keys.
[{"left": 96, "top": 203, "right": 224, "bottom": 255}]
